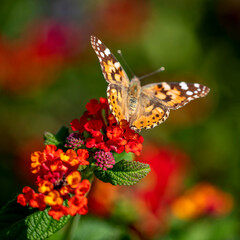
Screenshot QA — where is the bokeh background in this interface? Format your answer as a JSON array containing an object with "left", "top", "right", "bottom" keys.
[{"left": 0, "top": 0, "right": 239, "bottom": 239}]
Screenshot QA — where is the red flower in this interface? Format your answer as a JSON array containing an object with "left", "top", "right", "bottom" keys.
[
  {"left": 70, "top": 119, "right": 82, "bottom": 131},
  {"left": 86, "top": 99, "right": 101, "bottom": 115},
  {"left": 68, "top": 196, "right": 88, "bottom": 216},
  {"left": 70, "top": 114, "right": 88, "bottom": 134},
  {"left": 70, "top": 98, "right": 144, "bottom": 156},
  {"left": 84, "top": 120, "right": 103, "bottom": 137},
  {"left": 17, "top": 186, "right": 35, "bottom": 206},
  {"left": 75, "top": 179, "right": 91, "bottom": 196},
  {"left": 99, "top": 97, "right": 109, "bottom": 110},
  {"left": 48, "top": 205, "right": 68, "bottom": 220},
  {"left": 125, "top": 140, "right": 142, "bottom": 156},
  {"left": 77, "top": 149, "right": 89, "bottom": 165},
  {"left": 107, "top": 126, "right": 123, "bottom": 139},
  {"left": 29, "top": 193, "right": 46, "bottom": 210}
]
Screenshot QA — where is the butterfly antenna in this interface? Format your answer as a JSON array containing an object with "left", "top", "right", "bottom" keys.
[
  {"left": 117, "top": 50, "right": 136, "bottom": 78},
  {"left": 138, "top": 67, "right": 165, "bottom": 81}
]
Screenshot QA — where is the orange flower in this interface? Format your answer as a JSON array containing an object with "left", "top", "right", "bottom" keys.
[
  {"left": 50, "top": 160, "right": 68, "bottom": 172},
  {"left": 31, "top": 151, "right": 46, "bottom": 173},
  {"left": 60, "top": 149, "right": 80, "bottom": 166},
  {"left": 38, "top": 180, "right": 54, "bottom": 193},
  {"left": 171, "top": 183, "right": 234, "bottom": 220},
  {"left": 60, "top": 186, "right": 70, "bottom": 196},
  {"left": 44, "top": 190, "right": 63, "bottom": 206},
  {"left": 44, "top": 145, "right": 63, "bottom": 159},
  {"left": 66, "top": 171, "right": 81, "bottom": 188}
]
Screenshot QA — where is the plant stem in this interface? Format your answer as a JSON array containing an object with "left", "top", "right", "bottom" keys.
[{"left": 63, "top": 214, "right": 81, "bottom": 240}]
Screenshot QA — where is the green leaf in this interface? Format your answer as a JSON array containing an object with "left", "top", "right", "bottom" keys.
[
  {"left": 113, "top": 151, "right": 134, "bottom": 163},
  {"left": 94, "top": 160, "right": 150, "bottom": 186},
  {"left": 0, "top": 199, "right": 70, "bottom": 240},
  {"left": 44, "top": 126, "right": 69, "bottom": 149}
]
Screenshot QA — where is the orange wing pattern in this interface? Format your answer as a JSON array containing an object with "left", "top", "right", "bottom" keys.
[
  {"left": 142, "top": 82, "right": 210, "bottom": 110},
  {"left": 107, "top": 84, "right": 128, "bottom": 123},
  {"left": 130, "top": 93, "right": 170, "bottom": 131},
  {"left": 91, "top": 35, "right": 129, "bottom": 88}
]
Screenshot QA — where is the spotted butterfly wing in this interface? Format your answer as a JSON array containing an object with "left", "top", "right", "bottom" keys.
[
  {"left": 142, "top": 81, "right": 210, "bottom": 110},
  {"left": 129, "top": 81, "right": 209, "bottom": 131},
  {"left": 90, "top": 35, "right": 129, "bottom": 87},
  {"left": 90, "top": 35, "right": 129, "bottom": 123},
  {"left": 130, "top": 93, "right": 170, "bottom": 131}
]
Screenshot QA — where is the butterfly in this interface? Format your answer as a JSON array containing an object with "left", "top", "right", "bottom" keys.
[{"left": 91, "top": 35, "right": 210, "bottom": 132}]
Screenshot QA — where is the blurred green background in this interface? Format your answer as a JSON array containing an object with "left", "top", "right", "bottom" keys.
[{"left": 0, "top": 0, "right": 239, "bottom": 239}]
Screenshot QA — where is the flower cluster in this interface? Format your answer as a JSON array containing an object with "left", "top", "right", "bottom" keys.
[
  {"left": 94, "top": 151, "right": 115, "bottom": 170},
  {"left": 65, "top": 133, "right": 85, "bottom": 149},
  {"left": 71, "top": 98, "right": 144, "bottom": 156},
  {"left": 171, "top": 183, "right": 234, "bottom": 220},
  {"left": 17, "top": 145, "right": 90, "bottom": 220},
  {"left": 17, "top": 98, "right": 145, "bottom": 220}
]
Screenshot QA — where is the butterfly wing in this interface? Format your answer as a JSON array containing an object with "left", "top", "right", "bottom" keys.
[
  {"left": 130, "top": 93, "right": 170, "bottom": 131},
  {"left": 130, "top": 81, "right": 210, "bottom": 131},
  {"left": 91, "top": 35, "right": 130, "bottom": 123},
  {"left": 107, "top": 84, "right": 129, "bottom": 123},
  {"left": 90, "top": 35, "right": 129, "bottom": 87},
  {"left": 142, "top": 81, "right": 210, "bottom": 110}
]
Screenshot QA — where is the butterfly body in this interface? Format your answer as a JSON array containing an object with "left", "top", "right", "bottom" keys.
[
  {"left": 128, "top": 77, "right": 141, "bottom": 114},
  {"left": 91, "top": 35, "right": 210, "bottom": 132}
]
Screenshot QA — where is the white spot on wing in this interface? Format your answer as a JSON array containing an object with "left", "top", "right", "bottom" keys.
[
  {"left": 186, "top": 91, "right": 193, "bottom": 95},
  {"left": 104, "top": 48, "right": 111, "bottom": 56},
  {"left": 162, "top": 82, "right": 171, "bottom": 90},
  {"left": 100, "top": 52, "right": 104, "bottom": 58},
  {"left": 98, "top": 40, "right": 102, "bottom": 44},
  {"left": 114, "top": 62, "right": 121, "bottom": 69},
  {"left": 180, "top": 82, "right": 188, "bottom": 90},
  {"left": 194, "top": 83, "right": 200, "bottom": 88}
]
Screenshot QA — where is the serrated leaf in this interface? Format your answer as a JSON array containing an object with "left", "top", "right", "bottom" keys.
[
  {"left": 94, "top": 160, "right": 150, "bottom": 186},
  {"left": 0, "top": 199, "right": 70, "bottom": 240},
  {"left": 113, "top": 151, "right": 134, "bottom": 163},
  {"left": 44, "top": 126, "right": 69, "bottom": 149}
]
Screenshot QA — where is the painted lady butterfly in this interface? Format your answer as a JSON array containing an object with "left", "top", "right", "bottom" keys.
[{"left": 91, "top": 35, "right": 210, "bottom": 132}]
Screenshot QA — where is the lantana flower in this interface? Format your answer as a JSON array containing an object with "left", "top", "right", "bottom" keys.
[
  {"left": 17, "top": 98, "right": 144, "bottom": 220},
  {"left": 71, "top": 98, "right": 144, "bottom": 156},
  {"left": 17, "top": 145, "right": 90, "bottom": 220}
]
